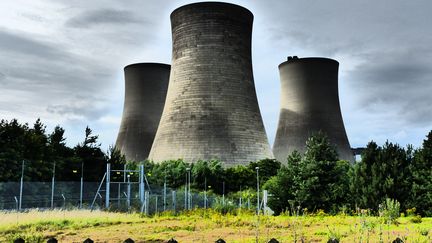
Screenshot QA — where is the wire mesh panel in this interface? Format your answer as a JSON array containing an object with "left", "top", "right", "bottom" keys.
[{"left": 0, "top": 181, "right": 267, "bottom": 214}]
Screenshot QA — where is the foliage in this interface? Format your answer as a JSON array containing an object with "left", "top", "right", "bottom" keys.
[
  {"left": 406, "top": 131, "right": 432, "bottom": 216},
  {"left": 1, "top": 118, "right": 432, "bottom": 216},
  {"left": 349, "top": 133, "right": 432, "bottom": 216},
  {"left": 0, "top": 119, "right": 107, "bottom": 182},
  {"left": 212, "top": 198, "right": 238, "bottom": 215},
  {"left": 265, "top": 132, "right": 350, "bottom": 214},
  {"left": 379, "top": 198, "right": 400, "bottom": 224}
]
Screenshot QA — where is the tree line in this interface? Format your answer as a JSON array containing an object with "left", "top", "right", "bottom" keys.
[
  {"left": 0, "top": 119, "right": 115, "bottom": 182},
  {"left": 265, "top": 131, "right": 432, "bottom": 217},
  {"left": 0, "top": 119, "right": 431, "bottom": 216}
]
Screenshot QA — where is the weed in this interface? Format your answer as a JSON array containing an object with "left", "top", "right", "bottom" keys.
[
  {"left": 406, "top": 207, "right": 417, "bottom": 217},
  {"left": 327, "top": 225, "right": 342, "bottom": 242},
  {"left": 379, "top": 198, "right": 400, "bottom": 224},
  {"left": 410, "top": 215, "right": 422, "bottom": 223}
]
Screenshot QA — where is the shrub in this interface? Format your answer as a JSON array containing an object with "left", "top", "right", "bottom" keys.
[
  {"left": 212, "top": 198, "right": 237, "bottom": 215},
  {"left": 410, "top": 215, "right": 422, "bottom": 224},
  {"left": 406, "top": 207, "right": 416, "bottom": 216},
  {"left": 315, "top": 209, "right": 327, "bottom": 217},
  {"left": 379, "top": 198, "right": 400, "bottom": 224}
]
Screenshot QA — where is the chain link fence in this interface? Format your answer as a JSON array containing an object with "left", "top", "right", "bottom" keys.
[{"left": 0, "top": 181, "right": 265, "bottom": 214}]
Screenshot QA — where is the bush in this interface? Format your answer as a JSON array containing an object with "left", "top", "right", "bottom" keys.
[
  {"left": 379, "top": 198, "right": 400, "bottom": 224},
  {"left": 406, "top": 207, "right": 416, "bottom": 216},
  {"left": 410, "top": 215, "right": 422, "bottom": 224},
  {"left": 212, "top": 198, "right": 237, "bottom": 215}
]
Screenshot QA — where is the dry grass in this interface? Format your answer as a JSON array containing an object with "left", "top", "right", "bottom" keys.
[{"left": 0, "top": 209, "right": 431, "bottom": 242}]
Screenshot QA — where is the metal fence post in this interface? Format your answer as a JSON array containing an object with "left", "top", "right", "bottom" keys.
[
  {"left": 61, "top": 194, "right": 66, "bottom": 209},
  {"left": 139, "top": 164, "right": 145, "bottom": 212},
  {"left": 14, "top": 196, "right": 18, "bottom": 211},
  {"left": 127, "top": 174, "right": 131, "bottom": 210},
  {"left": 163, "top": 169, "right": 167, "bottom": 211},
  {"left": 263, "top": 190, "right": 268, "bottom": 215},
  {"left": 19, "top": 160, "right": 24, "bottom": 211},
  {"left": 80, "top": 162, "right": 83, "bottom": 209},
  {"left": 172, "top": 190, "right": 176, "bottom": 212},
  {"left": 105, "top": 163, "right": 110, "bottom": 209},
  {"left": 51, "top": 162, "right": 56, "bottom": 209},
  {"left": 145, "top": 191, "right": 150, "bottom": 215}
]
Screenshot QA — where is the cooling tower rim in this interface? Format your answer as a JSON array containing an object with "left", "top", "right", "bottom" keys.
[
  {"left": 278, "top": 57, "right": 339, "bottom": 69},
  {"left": 124, "top": 63, "right": 170, "bottom": 71},
  {"left": 170, "top": 1, "right": 253, "bottom": 19}
]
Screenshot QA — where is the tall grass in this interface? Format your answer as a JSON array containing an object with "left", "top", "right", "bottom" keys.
[{"left": 0, "top": 209, "right": 430, "bottom": 242}]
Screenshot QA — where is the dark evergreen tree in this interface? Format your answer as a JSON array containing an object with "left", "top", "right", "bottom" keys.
[
  {"left": 265, "top": 132, "right": 350, "bottom": 214},
  {"left": 225, "top": 164, "right": 254, "bottom": 193},
  {"left": 349, "top": 141, "right": 412, "bottom": 212},
  {"left": 74, "top": 126, "right": 106, "bottom": 181},
  {"left": 264, "top": 151, "right": 301, "bottom": 214},
  {"left": 296, "top": 132, "right": 350, "bottom": 212},
  {"left": 248, "top": 158, "right": 281, "bottom": 186},
  {"left": 408, "top": 131, "right": 432, "bottom": 216}
]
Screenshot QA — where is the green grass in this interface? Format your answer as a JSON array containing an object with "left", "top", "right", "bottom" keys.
[{"left": 0, "top": 209, "right": 431, "bottom": 242}]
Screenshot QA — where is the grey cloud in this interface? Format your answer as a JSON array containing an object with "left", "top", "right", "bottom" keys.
[
  {"left": 46, "top": 100, "right": 108, "bottom": 120},
  {"left": 349, "top": 49, "right": 432, "bottom": 126},
  {"left": 0, "top": 28, "right": 115, "bottom": 121},
  {"left": 65, "top": 9, "right": 145, "bottom": 28},
  {"left": 0, "top": 30, "right": 109, "bottom": 91},
  {"left": 0, "top": 30, "right": 69, "bottom": 60}
]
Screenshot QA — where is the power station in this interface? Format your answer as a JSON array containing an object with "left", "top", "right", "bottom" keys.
[
  {"left": 115, "top": 3, "right": 353, "bottom": 165},
  {"left": 272, "top": 57, "right": 354, "bottom": 162},
  {"left": 148, "top": 2, "right": 273, "bottom": 166},
  {"left": 116, "top": 63, "right": 170, "bottom": 162}
]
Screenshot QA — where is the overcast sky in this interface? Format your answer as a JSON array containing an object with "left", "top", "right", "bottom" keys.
[{"left": 1, "top": 0, "right": 431, "bottom": 151}]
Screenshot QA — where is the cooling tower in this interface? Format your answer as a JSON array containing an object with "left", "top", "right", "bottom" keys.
[
  {"left": 116, "top": 63, "right": 170, "bottom": 162},
  {"left": 272, "top": 57, "right": 354, "bottom": 162},
  {"left": 148, "top": 2, "right": 273, "bottom": 166}
]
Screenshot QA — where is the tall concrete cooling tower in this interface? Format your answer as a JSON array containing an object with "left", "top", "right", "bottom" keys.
[
  {"left": 116, "top": 63, "right": 170, "bottom": 162},
  {"left": 148, "top": 2, "right": 273, "bottom": 166},
  {"left": 272, "top": 57, "right": 354, "bottom": 162}
]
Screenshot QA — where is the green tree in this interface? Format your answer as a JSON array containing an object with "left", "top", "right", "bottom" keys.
[
  {"left": 248, "top": 158, "right": 281, "bottom": 185},
  {"left": 264, "top": 151, "right": 301, "bottom": 214},
  {"left": 0, "top": 119, "right": 28, "bottom": 181},
  {"left": 296, "top": 132, "right": 350, "bottom": 212},
  {"left": 225, "top": 165, "right": 254, "bottom": 193},
  {"left": 105, "top": 145, "right": 126, "bottom": 169},
  {"left": 265, "top": 132, "right": 350, "bottom": 214},
  {"left": 408, "top": 131, "right": 432, "bottom": 216},
  {"left": 74, "top": 126, "right": 106, "bottom": 181},
  {"left": 349, "top": 141, "right": 412, "bottom": 212},
  {"left": 149, "top": 159, "right": 188, "bottom": 188}
]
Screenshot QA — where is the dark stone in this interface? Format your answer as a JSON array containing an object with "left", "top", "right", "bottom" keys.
[
  {"left": 124, "top": 238, "right": 135, "bottom": 243},
  {"left": 167, "top": 238, "right": 178, "bottom": 243},
  {"left": 327, "top": 238, "right": 339, "bottom": 243},
  {"left": 14, "top": 238, "right": 25, "bottom": 243},
  {"left": 83, "top": 239, "right": 94, "bottom": 243},
  {"left": 215, "top": 239, "right": 226, "bottom": 243},
  {"left": 392, "top": 237, "right": 404, "bottom": 243},
  {"left": 47, "top": 238, "right": 58, "bottom": 243},
  {"left": 268, "top": 238, "right": 279, "bottom": 243}
]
